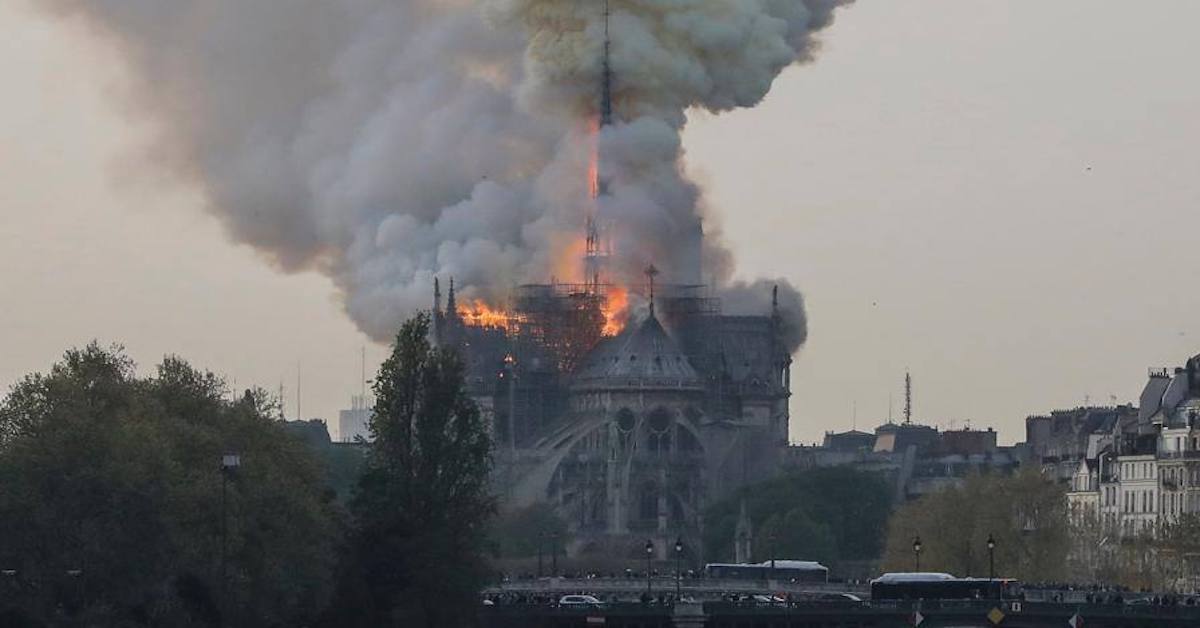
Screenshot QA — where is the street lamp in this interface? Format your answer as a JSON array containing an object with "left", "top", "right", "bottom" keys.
[
  {"left": 912, "top": 535, "right": 922, "bottom": 572},
  {"left": 537, "top": 531, "right": 544, "bottom": 578},
  {"left": 67, "top": 568, "right": 83, "bottom": 614},
  {"left": 551, "top": 532, "right": 559, "bottom": 577},
  {"left": 674, "top": 538, "right": 683, "bottom": 598},
  {"left": 769, "top": 533, "right": 778, "bottom": 579},
  {"left": 645, "top": 540, "right": 654, "bottom": 596},
  {"left": 221, "top": 453, "right": 240, "bottom": 604},
  {"left": 987, "top": 534, "right": 996, "bottom": 593}
]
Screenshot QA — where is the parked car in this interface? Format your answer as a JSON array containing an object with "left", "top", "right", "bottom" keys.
[{"left": 819, "top": 592, "right": 863, "bottom": 602}]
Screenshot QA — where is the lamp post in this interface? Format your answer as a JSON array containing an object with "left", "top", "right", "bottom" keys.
[
  {"left": 912, "top": 535, "right": 922, "bottom": 572},
  {"left": 769, "top": 533, "right": 778, "bottom": 580},
  {"left": 551, "top": 532, "right": 559, "bottom": 577},
  {"left": 537, "top": 531, "right": 544, "bottom": 578},
  {"left": 987, "top": 534, "right": 996, "bottom": 595},
  {"left": 645, "top": 540, "right": 654, "bottom": 596},
  {"left": 674, "top": 538, "right": 683, "bottom": 598},
  {"left": 67, "top": 568, "right": 84, "bottom": 618},
  {"left": 1, "top": 569, "right": 15, "bottom": 603},
  {"left": 221, "top": 453, "right": 240, "bottom": 611}
]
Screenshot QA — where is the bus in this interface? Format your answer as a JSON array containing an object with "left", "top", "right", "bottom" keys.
[
  {"left": 870, "top": 573, "right": 1022, "bottom": 600},
  {"left": 704, "top": 560, "right": 829, "bottom": 583}
]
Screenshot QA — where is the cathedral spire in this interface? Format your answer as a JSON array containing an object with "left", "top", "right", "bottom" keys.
[
  {"left": 645, "top": 264, "right": 660, "bottom": 319},
  {"left": 434, "top": 276, "right": 442, "bottom": 315},
  {"left": 601, "top": 0, "right": 614, "bottom": 127}
]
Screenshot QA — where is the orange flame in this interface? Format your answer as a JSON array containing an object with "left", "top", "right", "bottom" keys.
[
  {"left": 454, "top": 117, "right": 632, "bottom": 341},
  {"left": 602, "top": 285, "right": 628, "bottom": 336},
  {"left": 458, "top": 299, "right": 516, "bottom": 329}
]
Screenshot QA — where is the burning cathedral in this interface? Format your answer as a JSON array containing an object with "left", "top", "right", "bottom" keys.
[
  {"left": 49, "top": 0, "right": 845, "bottom": 560},
  {"left": 430, "top": 5, "right": 795, "bottom": 561}
]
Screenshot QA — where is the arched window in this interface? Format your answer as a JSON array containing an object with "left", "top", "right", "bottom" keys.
[
  {"left": 647, "top": 407, "right": 672, "bottom": 453},
  {"left": 613, "top": 408, "right": 637, "bottom": 453},
  {"left": 616, "top": 408, "right": 636, "bottom": 432}
]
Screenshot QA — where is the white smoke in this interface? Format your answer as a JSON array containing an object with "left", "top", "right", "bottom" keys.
[{"left": 43, "top": 0, "right": 850, "bottom": 349}]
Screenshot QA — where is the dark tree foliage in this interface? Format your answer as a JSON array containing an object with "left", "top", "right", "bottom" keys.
[
  {"left": 490, "top": 502, "right": 569, "bottom": 559},
  {"left": 328, "top": 314, "right": 495, "bottom": 628},
  {"left": 704, "top": 467, "right": 892, "bottom": 566},
  {"left": 880, "top": 469, "right": 1068, "bottom": 581},
  {"left": 283, "top": 419, "right": 366, "bottom": 503},
  {"left": 0, "top": 343, "right": 337, "bottom": 627}
]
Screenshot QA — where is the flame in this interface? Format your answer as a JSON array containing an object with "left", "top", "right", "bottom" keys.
[
  {"left": 456, "top": 117, "right": 629, "bottom": 344},
  {"left": 458, "top": 299, "right": 516, "bottom": 329},
  {"left": 602, "top": 285, "right": 628, "bottom": 336}
]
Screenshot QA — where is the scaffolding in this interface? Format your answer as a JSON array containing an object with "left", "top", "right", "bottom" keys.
[{"left": 514, "top": 283, "right": 608, "bottom": 373}]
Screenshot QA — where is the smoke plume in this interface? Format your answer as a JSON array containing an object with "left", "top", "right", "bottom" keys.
[{"left": 44, "top": 0, "right": 850, "bottom": 352}]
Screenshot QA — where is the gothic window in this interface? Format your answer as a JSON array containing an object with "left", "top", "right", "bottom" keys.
[
  {"left": 617, "top": 408, "right": 636, "bottom": 432},
  {"left": 616, "top": 408, "right": 636, "bottom": 452},
  {"left": 647, "top": 407, "right": 672, "bottom": 453},
  {"left": 648, "top": 407, "right": 671, "bottom": 432}
]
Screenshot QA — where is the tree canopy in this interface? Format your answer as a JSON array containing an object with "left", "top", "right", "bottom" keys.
[
  {"left": 704, "top": 466, "right": 893, "bottom": 568},
  {"left": 490, "top": 502, "right": 569, "bottom": 560},
  {"left": 880, "top": 469, "right": 1068, "bottom": 581},
  {"left": 0, "top": 344, "right": 337, "bottom": 627},
  {"left": 326, "top": 313, "right": 495, "bottom": 628}
]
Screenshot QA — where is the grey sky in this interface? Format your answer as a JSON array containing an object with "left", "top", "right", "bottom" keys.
[{"left": 3, "top": 1, "right": 1198, "bottom": 443}]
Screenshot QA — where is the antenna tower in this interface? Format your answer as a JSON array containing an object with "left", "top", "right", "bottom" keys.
[
  {"left": 296, "top": 361, "right": 302, "bottom": 422},
  {"left": 904, "top": 371, "right": 912, "bottom": 425}
]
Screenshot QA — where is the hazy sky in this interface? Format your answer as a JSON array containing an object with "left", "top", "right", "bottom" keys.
[{"left": 3, "top": 1, "right": 1199, "bottom": 444}]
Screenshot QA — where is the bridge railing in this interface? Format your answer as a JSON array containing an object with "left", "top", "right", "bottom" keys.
[{"left": 485, "top": 577, "right": 868, "bottom": 596}]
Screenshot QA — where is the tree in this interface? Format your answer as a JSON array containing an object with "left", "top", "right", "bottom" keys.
[
  {"left": 0, "top": 343, "right": 338, "bottom": 626},
  {"left": 332, "top": 314, "right": 494, "bottom": 628},
  {"left": 756, "top": 509, "right": 838, "bottom": 567},
  {"left": 704, "top": 467, "right": 892, "bottom": 567},
  {"left": 880, "top": 469, "right": 1069, "bottom": 581},
  {"left": 490, "top": 502, "right": 568, "bottom": 559},
  {"left": 283, "top": 419, "right": 366, "bottom": 503}
]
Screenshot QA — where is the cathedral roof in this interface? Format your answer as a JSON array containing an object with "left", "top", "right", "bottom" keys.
[{"left": 572, "top": 313, "right": 702, "bottom": 391}]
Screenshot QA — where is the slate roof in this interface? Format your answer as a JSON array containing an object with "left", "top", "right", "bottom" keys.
[{"left": 572, "top": 314, "right": 702, "bottom": 390}]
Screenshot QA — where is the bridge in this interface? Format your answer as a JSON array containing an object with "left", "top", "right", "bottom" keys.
[
  {"left": 486, "top": 576, "right": 868, "bottom": 598},
  {"left": 480, "top": 599, "right": 1200, "bottom": 628},
  {"left": 482, "top": 578, "right": 1200, "bottom": 627}
]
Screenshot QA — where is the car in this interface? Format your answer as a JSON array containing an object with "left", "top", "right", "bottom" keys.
[
  {"left": 559, "top": 594, "right": 604, "bottom": 608},
  {"left": 818, "top": 592, "right": 863, "bottom": 602}
]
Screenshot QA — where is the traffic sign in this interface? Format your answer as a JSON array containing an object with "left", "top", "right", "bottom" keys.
[
  {"left": 1068, "top": 613, "right": 1083, "bottom": 628},
  {"left": 988, "top": 607, "right": 1005, "bottom": 624},
  {"left": 911, "top": 611, "right": 925, "bottom": 626}
]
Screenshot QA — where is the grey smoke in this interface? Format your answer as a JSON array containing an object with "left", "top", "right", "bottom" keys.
[{"left": 43, "top": 0, "right": 850, "bottom": 352}]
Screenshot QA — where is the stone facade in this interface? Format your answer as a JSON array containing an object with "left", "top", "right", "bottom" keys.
[
  {"left": 435, "top": 281, "right": 792, "bottom": 561},
  {"left": 1040, "top": 354, "right": 1200, "bottom": 540}
]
